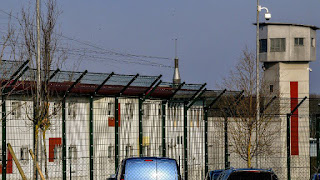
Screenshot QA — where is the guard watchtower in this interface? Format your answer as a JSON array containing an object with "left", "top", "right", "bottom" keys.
[{"left": 259, "top": 22, "right": 319, "bottom": 179}]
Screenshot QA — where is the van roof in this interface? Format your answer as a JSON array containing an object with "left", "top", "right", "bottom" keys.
[{"left": 124, "top": 157, "right": 177, "bottom": 161}]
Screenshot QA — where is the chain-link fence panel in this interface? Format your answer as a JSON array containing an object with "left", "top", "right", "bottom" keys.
[
  {"left": 187, "top": 105, "right": 205, "bottom": 180},
  {"left": 65, "top": 98, "right": 90, "bottom": 179},
  {"left": 166, "top": 102, "right": 185, "bottom": 179},
  {"left": 93, "top": 97, "right": 115, "bottom": 179}
]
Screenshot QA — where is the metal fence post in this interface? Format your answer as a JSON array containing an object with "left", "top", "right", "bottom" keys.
[
  {"left": 204, "top": 108, "right": 208, "bottom": 176},
  {"left": 62, "top": 99, "right": 66, "bottom": 180},
  {"left": 89, "top": 96, "right": 94, "bottom": 180},
  {"left": 33, "top": 101, "right": 38, "bottom": 180},
  {"left": 316, "top": 114, "right": 320, "bottom": 172},
  {"left": 287, "top": 113, "right": 291, "bottom": 180},
  {"left": 224, "top": 116, "right": 229, "bottom": 169},
  {"left": 162, "top": 100, "right": 166, "bottom": 157},
  {"left": 139, "top": 98, "right": 143, "bottom": 157},
  {"left": 2, "top": 94, "right": 6, "bottom": 180},
  {"left": 115, "top": 97, "right": 119, "bottom": 172},
  {"left": 184, "top": 102, "right": 188, "bottom": 180}
]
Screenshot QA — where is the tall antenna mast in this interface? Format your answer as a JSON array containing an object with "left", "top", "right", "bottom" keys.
[
  {"left": 173, "top": 38, "right": 181, "bottom": 86},
  {"left": 175, "top": 38, "right": 178, "bottom": 59}
]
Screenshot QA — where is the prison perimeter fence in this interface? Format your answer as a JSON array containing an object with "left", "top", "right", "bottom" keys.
[{"left": 0, "top": 60, "right": 320, "bottom": 180}]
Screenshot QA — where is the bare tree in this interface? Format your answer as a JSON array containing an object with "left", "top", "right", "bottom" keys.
[
  {"left": 219, "top": 48, "right": 281, "bottom": 168},
  {"left": 17, "top": 0, "right": 65, "bottom": 178}
]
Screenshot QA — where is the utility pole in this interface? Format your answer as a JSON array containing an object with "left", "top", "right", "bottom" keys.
[{"left": 256, "top": 0, "right": 260, "bottom": 168}]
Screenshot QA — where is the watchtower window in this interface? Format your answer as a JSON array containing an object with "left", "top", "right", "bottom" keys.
[
  {"left": 259, "top": 39, "right": 267, "bottom": 53},
  {"left": 311, "top": 38, "right": 315, "bottom": 47},
  {"left": 270, "top": 38, "right": 286, "bottom": 52},
  {"left": 294, "top": 38, "right": 304, "bottom": 46}
]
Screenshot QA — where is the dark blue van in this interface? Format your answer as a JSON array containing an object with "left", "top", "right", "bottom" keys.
[
  {"left": 217, "top": 168, "right": 278, "bottom": 180},
  {"left": 109, "top": 157, "right": 181, "bottom": 180}
]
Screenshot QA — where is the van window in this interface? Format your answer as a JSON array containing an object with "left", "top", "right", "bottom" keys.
[{"left": 124, "top": 159, "right": 179, "bottom": 180}]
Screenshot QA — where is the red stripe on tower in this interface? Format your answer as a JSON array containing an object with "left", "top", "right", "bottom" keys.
[{"left": 290, "top": 81, "right": 299, "bottom": 155}]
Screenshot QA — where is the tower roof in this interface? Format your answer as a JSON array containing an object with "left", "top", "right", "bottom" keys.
[{"left": 254, "top": 22, "right": 320, "bottom": 30}]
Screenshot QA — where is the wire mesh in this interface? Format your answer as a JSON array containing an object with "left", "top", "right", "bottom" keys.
[{"left": 1, "top": 90, "right": 319, "bottom": 180}]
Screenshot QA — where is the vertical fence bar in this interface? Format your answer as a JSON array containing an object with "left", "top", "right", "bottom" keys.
[
  {"left": 139, "top": 98, "right": 143, "bottom": 157},
  {"left": 184, "top": 103, "right": 188, "bottom": 180},
  {"left": 2, "top": 94, "right": 6, "bottom": 180},
  {"left": 204, "top": 108, "right": 208, "bottom": 176},
  {"left": 317, "top": 114, "right": 320, "bottom": 172},
  {"left": 287, "top": 113, "right": 291, "bottom": 180},
  {"left": 33, "top": 101, "right": 38, "bottom": 180},
  {"left": 62, "top": 99, "right": 66, "bottom": 180},
  {"left": 89, "top": 96, "right": 94, "bottom": 180},
  {"left": 115, "top": 97, "right": 119, "bottom": 172},
  {"left": 162, "top": 100, "right": 166, "bottom": 157},
  {"left": 224, "top": 116, "right": 229, "bottom": 169}
]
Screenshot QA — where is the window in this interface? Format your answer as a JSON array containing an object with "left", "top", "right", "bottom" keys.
[
  {"left": 294, "top": 38, "right": 304, "bottom": 46},
  {"left": 54, "top": 145, "right": 62, "bottom": 161},
  {"left": 107, "top": 103, "right": 114, "bottom": 116},
  {"left": 68, "top": 102, "right": 77, "bottom": 119},
  {"left": 270, "top": 38, "right": 286, "bottom": 52},
  {"left": 270, "top": 85, "right": 274, "bottom": 93},
  {"left": 311, "top": 38, "right": 316, "bottom": 47},
  {"left": 11, "top": 101, "right": 21, "bottom": 118},
  {"left": 52, "top": 102, "right": 60, "bottom": 116},
  {"left": 143, "top": 104, "right": 150, "bottom": 118},
  {"left": 125, "top": 145, "right": 133, "bottom": 158},
  {"left": 20, "top": 146, "right": 29, "bottom": 161},
  {"left": 108, "top": 145, "right": 114, "bottom": 158},
  {"left": 142, "top": 145, "right": 150, "bottom": 157},
  {"left": 259, "top": 39, "right": 267, "bottom": 52},
  {"left": 69, "top": 145, "right": 77, "bottom": 161},
  {"left": 125, "top": 103, "right": 134, "bottom": 119},
  {"left": 158, "top": 104, "right": 162, "bottom": 117}
]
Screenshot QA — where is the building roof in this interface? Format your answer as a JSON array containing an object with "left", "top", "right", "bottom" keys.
[
  {"left": 0, "top": 60, "right": 240, "bottom": 101},
  {"left": 253, "top": 22, "right": 320, "bottom": 30}
]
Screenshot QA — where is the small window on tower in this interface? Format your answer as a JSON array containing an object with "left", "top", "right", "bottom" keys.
[
  {"left": 270, "top": 85, "right": 274, "bottom": 93},
  {"left": 294, "top": 38, "right": 304, "bottom": 46},
  {"left": 311, "top": 38, "right": 316, "bottom": 47},
  {"left": 259, "top": 39, "right": 267, "bottom": 53}
]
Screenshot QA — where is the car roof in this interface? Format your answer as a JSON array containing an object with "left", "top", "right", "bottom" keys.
[
  {"left": 218, "top": 168, "right": 277, "bottom": 180},
  {"left": 230, "top": 168, "right": 273, "bottom": 172}
]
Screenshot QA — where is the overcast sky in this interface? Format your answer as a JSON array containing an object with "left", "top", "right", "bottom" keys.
[{"left": 1, "top": 0, "right": 320, "bottom": 93}]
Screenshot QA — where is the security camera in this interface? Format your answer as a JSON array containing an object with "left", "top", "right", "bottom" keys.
[
  {"left": 264, "top": 13, "right": 271, "bottom": 21},
  {"left": 307, "top": 67, "right": 313, "bottom": 72}
]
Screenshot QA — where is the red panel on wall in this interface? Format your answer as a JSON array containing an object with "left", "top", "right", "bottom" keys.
[
  {"left": 49, "top": 138, "right": 62, "bottom": 162},
  {"left": 290, "top": 81, "right": 299, "bottom": 155},
  {"left": 0, "top": 149, "right": 13, "bottom": 174},
  {"left": 108, "top": 103, "right": 121, "bottom": 127}
]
